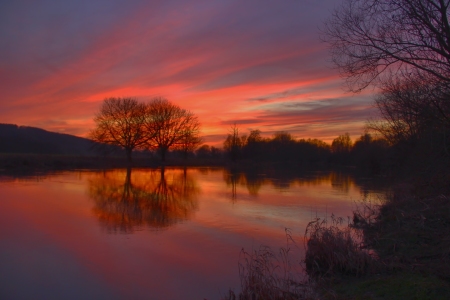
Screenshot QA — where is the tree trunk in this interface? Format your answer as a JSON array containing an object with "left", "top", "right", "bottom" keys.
[
  {"left": 160, "top": 147, "right": 167, "bottom": 162},
  {"left": 126, "top": 148, "right": 132, "bottom": 164}
]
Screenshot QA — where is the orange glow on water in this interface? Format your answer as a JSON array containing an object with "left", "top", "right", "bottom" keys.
[{"left": 0, "top": 168, "right": 385, "bottom": 298}]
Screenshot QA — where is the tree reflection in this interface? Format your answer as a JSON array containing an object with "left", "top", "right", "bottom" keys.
[
  {"left": 329, "top": 172, "right": 353, "bottom": 194},
  {"left": 222, "top": 168, "right": 387, "bottom": 200},
  {"left": 223, "top": 169, "right": 263, "bottom": 198},
  {"left": 88, "top": 168, "right": 199, "bottom": 233}
]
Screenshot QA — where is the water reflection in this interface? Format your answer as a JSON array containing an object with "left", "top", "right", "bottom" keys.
[
  {"left": 0, "top": 167, "right": 390, "bottom": 299},
  {"left": 88, "top": 168, "right": 200, "bottom": 233},
  {"left": 329, "top": 172, "right": 353, "bottom": 193},
  {"left": 223, "top": 170, "right": 263, "bottom": 199},
  {"left": 222, "top": 168, "right": 385, "bottom": 200}
]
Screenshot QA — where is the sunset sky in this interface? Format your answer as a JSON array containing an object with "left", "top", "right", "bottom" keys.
[{"left": 0, "top": 0, "right": 376, "bottom": 146}]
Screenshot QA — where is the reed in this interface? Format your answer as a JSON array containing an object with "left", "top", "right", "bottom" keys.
[
  {"left": 223, "top": 230, "right": 316, "bottom": 300},
  {"left": 304, "top": 215, "right": 375, "bottom": 279}
]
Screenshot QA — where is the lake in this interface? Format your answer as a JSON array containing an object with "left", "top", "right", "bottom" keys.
[{"left": 0, "top": 167, "right": 385, "bottom": 299}]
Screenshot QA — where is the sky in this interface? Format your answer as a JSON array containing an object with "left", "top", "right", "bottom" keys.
[{"left": 0, "top": 0, "right": 376, "bottom": 146}]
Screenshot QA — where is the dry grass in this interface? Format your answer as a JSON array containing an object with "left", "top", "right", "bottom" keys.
[
  {"left": 223, "top": 216, "right": 379, "bottom": 300},
  {"left": 223, "top": 230, "right": 316, "bottom": 300},
  {"left": 223, "top": 216, "right": 380, "bottom": 299},
  {"left": 304, "top": 215, "right": 376, "bottom": 280}
]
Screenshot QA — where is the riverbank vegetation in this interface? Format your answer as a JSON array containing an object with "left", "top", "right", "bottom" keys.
[
  {"left": 225, "top": 190, "right": 450, "bottom": 300},
  {"left": 224, "top": 0, "right": 450, "bottom": 297},
  {"left": 313, "top": 0, "right": 450, "bottom": 296},
  {"left": 307, "top": 191, "right": 450, "bottom": 299}
]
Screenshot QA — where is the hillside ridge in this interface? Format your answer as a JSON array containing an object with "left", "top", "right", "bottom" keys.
[{"left": 0, "top": 123, "right": 94, "bottom": 155}]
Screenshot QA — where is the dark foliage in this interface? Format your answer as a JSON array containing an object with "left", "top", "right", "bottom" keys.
[
  {"left": 221, "top": 127, "right": 393, "bottom": 176},
  {"left": 353, "top": 191, "right": 450, "bottom": 281}
]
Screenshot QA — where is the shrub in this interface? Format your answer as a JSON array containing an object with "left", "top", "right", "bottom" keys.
[{"left": 304, "top": 216, "right": 374, "bottom": 278}]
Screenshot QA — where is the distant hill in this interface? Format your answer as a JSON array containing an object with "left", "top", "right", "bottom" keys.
[{"left": 0, "top": 123, "right": 98, "bottom": 155}]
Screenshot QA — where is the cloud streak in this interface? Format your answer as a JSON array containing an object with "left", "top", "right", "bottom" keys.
[{"left": 0, "top": 0, "right": 375, "bottom": 144}]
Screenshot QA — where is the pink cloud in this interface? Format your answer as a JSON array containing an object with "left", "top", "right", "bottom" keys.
[{"left": 0, "top": 0, "right": 375, "bottom": 145}]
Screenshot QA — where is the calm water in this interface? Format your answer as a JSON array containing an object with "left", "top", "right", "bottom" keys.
[{"left": 0, "top": 167, "right": 385, "bottom": 299}]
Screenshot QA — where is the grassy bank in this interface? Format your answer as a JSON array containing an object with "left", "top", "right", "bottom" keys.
[
  {"left": 309, "top": 190, "right": 450, "bottom": 299},
  {"left": 226, "top": 186, "right": 450, "bottom": 299}
]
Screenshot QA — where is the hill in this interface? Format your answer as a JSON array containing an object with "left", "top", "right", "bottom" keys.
[{"left": 0, "top": 123, "right": 96, "bottom": 155}]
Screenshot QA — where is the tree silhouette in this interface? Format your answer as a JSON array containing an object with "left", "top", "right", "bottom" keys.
[
  {"left": 332, "top": 133, "right": 352, "bottom": 154},
  {"left": 323, "top": 0, "right": 450, "bottom": 92},
  {"left": 243, "top": 129, "right": 263, "bottom": 159},
  {"left": 368, "top": 75, "right": 450, "bottom": 144},
  {"left": 223, "top": 124, "right": 246, "bottom": 162},
  {"left": 89, "top": 98, "right": 148, "bottom": 162},
  {"left": 176, "top": 130, "right": 202, "bottom": 160},
  {"left": 146, "top": 98, "right": 201, "bottom": 162},
  {"left": 222, "top": 127, "right": 334, "bottom": 165},
  {"left": 330, "top": 133, "right": 353, "bottom": 164},
  {"left": 351, "top": 133, "right": 389, "bottom": 174},
  {"left": 323, "top": 0, "right": 450, "bottom": 154}
]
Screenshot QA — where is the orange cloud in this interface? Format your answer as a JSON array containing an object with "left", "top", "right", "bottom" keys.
[{"left": 0, "top": 0, "right": 376, "bottom": 145}]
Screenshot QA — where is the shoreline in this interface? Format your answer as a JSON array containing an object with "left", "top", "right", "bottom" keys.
[
  {"left": 0, "top": 153, "right": 227, "bottom": 172},
  {"left": 0, "top": 153, "right": 355, "bottom": 174}
]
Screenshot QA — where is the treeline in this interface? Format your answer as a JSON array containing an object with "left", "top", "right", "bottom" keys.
[
  {"left": 144, "top": 129, "right": 390, "bottom": 176},
  {"left": 218, "top": 126, "right": 390, "bottom": 174},
  {"left": 91, "top": 91, "right": 448, "bottom": 182},
  {"left": 88, "top": 96, "right": 391, "bottom": 173}
]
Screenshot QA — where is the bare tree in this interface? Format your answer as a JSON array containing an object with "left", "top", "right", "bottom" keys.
[
  {"left": 367, "top": 74, "right": 447, "bottom": 143},
  {"left": 146, "top": 98, "right": 201, "bottom": 161},
  {"left": 174, "top": 110, "right": 202, "bottom": 159},
  {"left": 325, "top": 0, "right": 450, "bottom": 154},
  {"left": 176, "top": 131, "right": 202, "bottom": 160},
  {"left": 223, "top": 124, "right": 246, "bottom": 162},
  {"left": 90, "top": 97, "right": 148, "bottom": 162},
  {"left": 324, "top": 0, "right": 450, "bottom": 92}
]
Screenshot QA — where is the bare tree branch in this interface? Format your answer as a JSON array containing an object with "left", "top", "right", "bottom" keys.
[
  {"left": 89, "top": 97, "right": 148, "bottom": 162},
  {"left": 145, "top": 98, "right": 201, "bottom": 161}
]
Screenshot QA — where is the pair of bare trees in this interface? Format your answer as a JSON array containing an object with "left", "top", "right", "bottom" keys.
[{"left": 90, "top": 97, "right": 201, "bottom": 162}]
